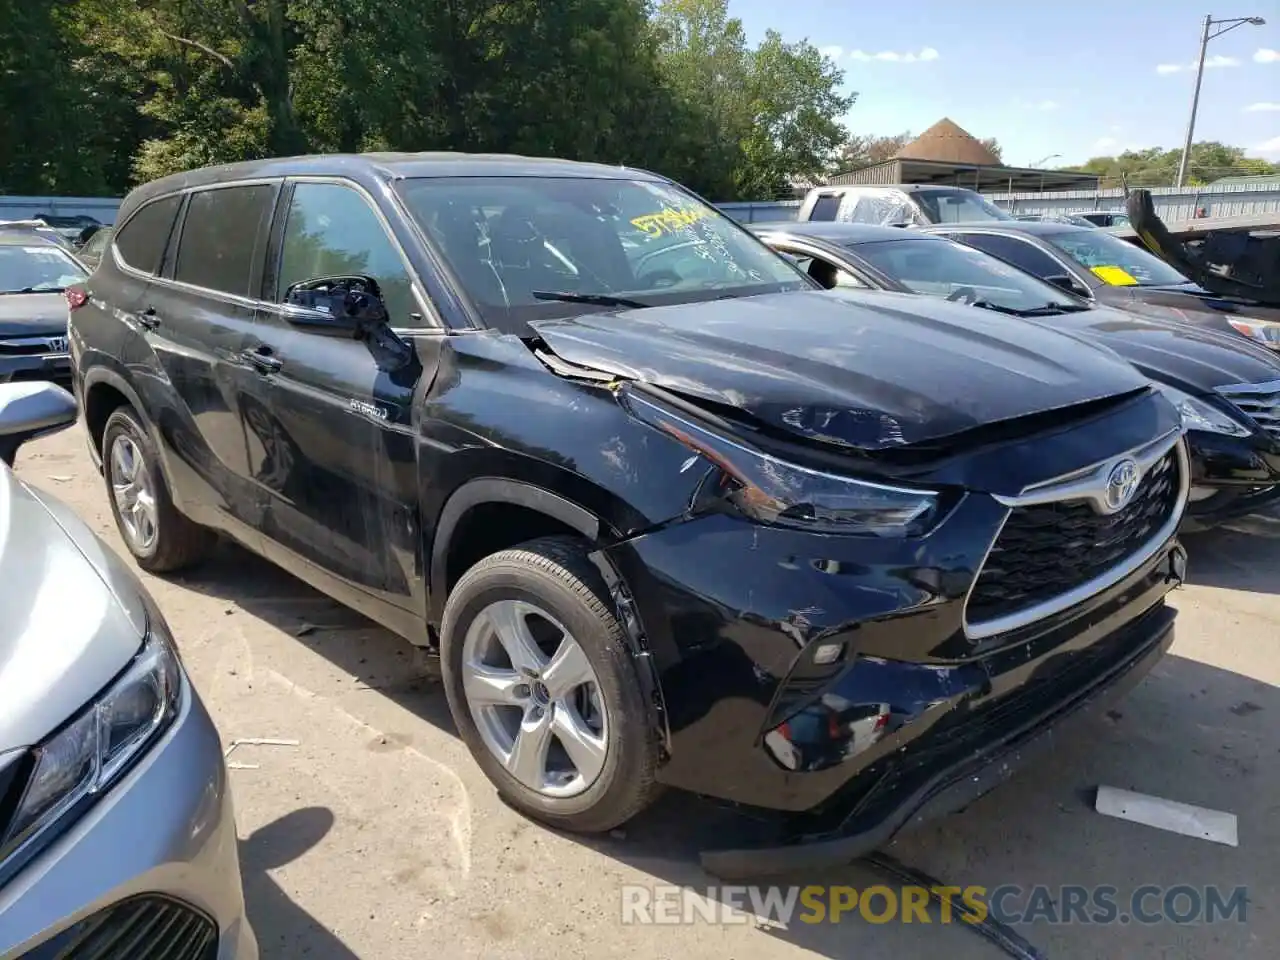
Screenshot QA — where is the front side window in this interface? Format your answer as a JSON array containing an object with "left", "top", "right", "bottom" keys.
[
  {"left": 174, "top": 186, "right": 276, "bottom": 296},
  {"left": 0, "top": 244, "right": 88, "bottom": 294},
  {"left": 114, "top": 195, "right": 181, "bottom": 275},
  {"left": 396, "top": 175, "right": 809, "bottom": 333},
  {"left": 952, "top": 233, "right": 1068, "bottom": 281},
  {"left": 848, "top": 237, "right": 1081, "bottom": 313},
  {"left": 1041, "top": 228, "right": 1189, "bottom": 287},
  {"left": 277, "top": 182, "right": 420, "bottom": 325}
]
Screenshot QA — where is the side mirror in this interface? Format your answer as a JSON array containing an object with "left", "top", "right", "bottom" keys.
[
  {"left": 282, "top": 275, "right": 389, "bottom": 338},
  {"left": 0, "top": 382, "right": 78, "bottom": 466},
  {"left": 1045, "top": 274, "right": 1088, "bottom": 297}
]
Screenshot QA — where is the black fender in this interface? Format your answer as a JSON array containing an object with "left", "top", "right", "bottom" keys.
[
  {"left": 79, "top": 366, "right": 152, "bottom": 471},
  {"left": 429, "top": 477, "right": 602, "bottom": 623},
  {"left": 428, "top": 476, "right": 671, "bottom": 752}
]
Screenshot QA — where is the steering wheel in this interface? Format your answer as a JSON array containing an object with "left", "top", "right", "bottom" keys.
[
  {"left": 946, "top": 286, "right": 980, "bottom": 305},
  {"left": 637, "top": 268, "right": 682, "bottom": 289}
]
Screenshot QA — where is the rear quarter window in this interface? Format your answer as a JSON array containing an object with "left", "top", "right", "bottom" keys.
[{"left": 113, "top": 195, "right": 181, "bottom": 275}]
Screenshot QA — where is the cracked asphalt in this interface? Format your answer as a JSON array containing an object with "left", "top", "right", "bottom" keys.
[{"left": 17, "top": 426, "right": 1280, "bottom": 959}]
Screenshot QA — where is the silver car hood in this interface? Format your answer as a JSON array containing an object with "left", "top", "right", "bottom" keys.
[{"left": 0, "top": 467, "right": 145, "bottom": 751}]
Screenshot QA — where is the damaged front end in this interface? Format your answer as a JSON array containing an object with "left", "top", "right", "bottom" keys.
[{"left": 522, "top": 319, "right": 1188, "bottom": 877}]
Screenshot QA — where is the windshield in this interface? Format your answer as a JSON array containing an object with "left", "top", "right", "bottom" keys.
[
  {"left": 911, "top": 189, "right": 1012, "bottom": 224},
  {"left": 848, "top": 236, "right": 1084, "bottom": 313},
  {"left": 0, "top": 244, "right": 87, "bottom": 293},
  {"left": 396, "top": 176, "right": 811, "bottom": 331},
  {"left": 1042, "top": 228, "right": 1189, "bottom": 287}
]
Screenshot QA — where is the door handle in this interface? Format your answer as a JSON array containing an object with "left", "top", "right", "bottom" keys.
[
  {"left": 138, "top": 307, "right": 160, "bottom": 331},
  {"left": 241, "top": 345, "right": 283, "bottom": 374}
]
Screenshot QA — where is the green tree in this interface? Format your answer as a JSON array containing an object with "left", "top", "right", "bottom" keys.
[
  {"left": 653, "top": 0, "right": 853, "bottom": 199},
  {"left": 1062, "top": 141, "right": 1280, "bottom": 188}
]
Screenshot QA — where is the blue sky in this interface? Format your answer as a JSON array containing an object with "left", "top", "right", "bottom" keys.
[{"left": 731, "top": 0, "right": 1280, "bottom": 167}]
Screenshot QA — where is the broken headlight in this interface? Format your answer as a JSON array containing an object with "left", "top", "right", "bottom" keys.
[
  {"left": 621, "top": 387, "right": 939, "bottom": 536},
  {"left": 1226, "top": 317, "right": 1280, "bottom": 350}
]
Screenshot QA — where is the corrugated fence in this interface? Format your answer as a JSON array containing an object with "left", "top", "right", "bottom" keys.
[
  {"left": 717, "top": 180, "right": 1280, "bottom": 224},
  {"left": 5, "top": 179, "right": 1279, "bottom": 229}
]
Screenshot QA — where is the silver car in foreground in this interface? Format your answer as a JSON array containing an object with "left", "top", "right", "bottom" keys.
[{"left": 0, "top": 382, "right": 256, "bottom": 959}]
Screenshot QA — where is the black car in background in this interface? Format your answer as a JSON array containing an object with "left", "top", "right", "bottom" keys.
[
  {"left": 920, "top": 219, "right": 1280, "bottom": 352},
  {"left": 0, "top": 229, "right": 89, "bottom": 390},
  {"left": 72, "top": 154, "right": 1189, "bottom": 876},
  {"left": 753, "top": 221, "right": 1280, "bottom": 528}
]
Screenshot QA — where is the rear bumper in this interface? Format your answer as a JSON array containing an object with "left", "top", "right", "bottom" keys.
[{"left": 702, "top": 580, "right": 1179, "bottom": 880}]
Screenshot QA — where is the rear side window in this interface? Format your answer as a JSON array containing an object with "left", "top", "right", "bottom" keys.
[
  {"left": 174, "top": 185, "right": 275, "bottom": 296},
  {"left": 953, "top": 233, "right": 1064, "bottom": 280},
  {"left": 809, "top": 195, "right": 842, "bottom": 221},
  {"left": 113, "top": 196, "right": 181, "bottom": 274}
]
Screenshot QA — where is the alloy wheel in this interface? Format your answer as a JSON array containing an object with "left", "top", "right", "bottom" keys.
[
  {"left": 460, "top": 599, "right": 609, "bottom": 798},
  {"left": 110, "top": 434, "right": 159, "bottom": 552}
]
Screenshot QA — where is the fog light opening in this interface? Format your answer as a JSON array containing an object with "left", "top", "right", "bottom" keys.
[{"left": 812, "top": 642, "right": 845, "bottom": 665}]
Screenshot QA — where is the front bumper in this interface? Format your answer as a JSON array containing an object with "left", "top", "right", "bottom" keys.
[
  {"left": 702, "top": 572, "right": 1178, "bottom": 879},
  {"left": 0, "top": 679, "right": 257, "bottom": 960},
  {"left": 0, "top": 353, "right": 72, "bottom": 390},
  {"left": 1183, "top": 427, "right": 1280, "bottom": 528}
]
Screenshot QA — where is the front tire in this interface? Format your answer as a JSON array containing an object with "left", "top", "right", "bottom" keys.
[
  {"left": 440, "top": 535, "right": 661, "bottom": 833},
  {"left": 102, "top": 406, "right": 214, "bottom": 573}
]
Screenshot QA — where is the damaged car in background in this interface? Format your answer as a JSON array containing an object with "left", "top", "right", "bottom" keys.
[
  {"left": 72, "top": 154, "right": 1189, "bottom": 877},
  {"left": 753, "top": 221, "right": 1280, "bottom": 529}
]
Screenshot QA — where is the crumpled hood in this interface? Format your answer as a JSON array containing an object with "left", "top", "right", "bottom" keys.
[
  {"left": 0, "top": 469, "right": 145, "bottom": 751},
  {"left": 1053, "top": 305, "right": 1280, "bottom": 391},
  {"left": 0, "top": 293, "right": 69, "bottom": 338},
  {"left": 531, "top": 290, "right": 1151, "bottom": 451}
]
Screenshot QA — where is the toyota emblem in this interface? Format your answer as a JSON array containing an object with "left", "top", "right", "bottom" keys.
[{"left": 1103, "top": 458, "right": 1141, "bottom": 513}]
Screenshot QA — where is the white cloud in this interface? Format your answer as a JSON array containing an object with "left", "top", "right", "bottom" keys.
[
  {"left": 819, "top": 45, "right": 843, "bottom": 61},
  {"left": 1252, "top": 135, "right": 1280, "bottom": 156},
  {"left": 1093, "top": 136, "right": 1120, "bottom": 151},
  {"left": 1244, "top": 102, "right": 1280, "bottom": 112},
  {"left": 1155, "top": 55, "right": 1241, "bottom": 74},
  {"left": 848, "top": 47, "right": 939, "bottom": 64},
  {"left": 1255, "top": 48, "right": 1280, "bottom": 63}
]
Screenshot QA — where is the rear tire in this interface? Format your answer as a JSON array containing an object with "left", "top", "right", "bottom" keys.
[
  {"left": 102, "top": 406, "right": 214, "bottom": 573},
  {"left": 440, "top": 535, "right": 661, "bottom": 833}
]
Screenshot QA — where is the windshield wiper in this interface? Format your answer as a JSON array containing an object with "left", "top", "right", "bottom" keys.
[
  {"left": 969, "top": 300, "right": 1085, "bottom": 318},
  {"left": 532, "top": 290, "right": 650, "bottom": 309},
  {"left": 9, "top": 286, "right": 65, "bottom": 294}
]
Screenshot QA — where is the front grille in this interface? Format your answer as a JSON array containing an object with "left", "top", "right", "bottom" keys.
[
  {"left": 19, "top": 896, "right": 217, "bottom": 960},
  {"left": 1218, "top": 380, "right": 1280, "bottom": 442},
  {"left": 0, "top": 336, "right": 66, "bottom": 357},
  {"left": 967, "top": 450, "right": 1181, "bottom": 625}
]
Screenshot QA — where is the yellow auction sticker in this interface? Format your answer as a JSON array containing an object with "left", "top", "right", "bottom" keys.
[{"left": 1090, "top": 265, "right": 1139, "bottom": 286}]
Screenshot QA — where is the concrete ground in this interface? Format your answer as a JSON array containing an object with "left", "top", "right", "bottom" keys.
[{"left": 16, "top": 426, "right": 1280, "bottom": 960}]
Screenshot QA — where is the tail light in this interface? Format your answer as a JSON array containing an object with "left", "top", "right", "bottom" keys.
[{"left": 65, "top": 287, "right": 88, "bottom": 310}]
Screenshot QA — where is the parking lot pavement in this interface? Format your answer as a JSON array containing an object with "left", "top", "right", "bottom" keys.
[{"left": 16, "top": 426, "right": 1280, "bottom": 959}]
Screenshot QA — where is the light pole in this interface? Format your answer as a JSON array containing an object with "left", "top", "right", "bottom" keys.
[
  {"left": 1032, "top": 153, "right": 1062, "bottom": 168},
  {"left": 1175, "top": 13, "right": 1266, "bottom": 187}
]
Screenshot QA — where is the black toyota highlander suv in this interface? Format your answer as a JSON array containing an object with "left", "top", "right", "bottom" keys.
[{"left": 68, "top": 154, "right": 1190, "bottom": 877}]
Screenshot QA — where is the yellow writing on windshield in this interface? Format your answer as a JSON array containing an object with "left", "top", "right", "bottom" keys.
[
  {"left": 1090, "top": 265, "right": 1139, "bottom": 286},
  {"left": 630, "top": 206, "right": 710, "bottom": 238}
]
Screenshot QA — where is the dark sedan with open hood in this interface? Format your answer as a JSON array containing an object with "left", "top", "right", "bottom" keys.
[
  {"left": 72, "top": 154, "right": 1189, "bottom": 878},
  {"left": 754, "top": 220, "right": 1280, "bottom": 528},
  {"left": 0, "top": 230, "right": 88, "bottom": 391}
]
